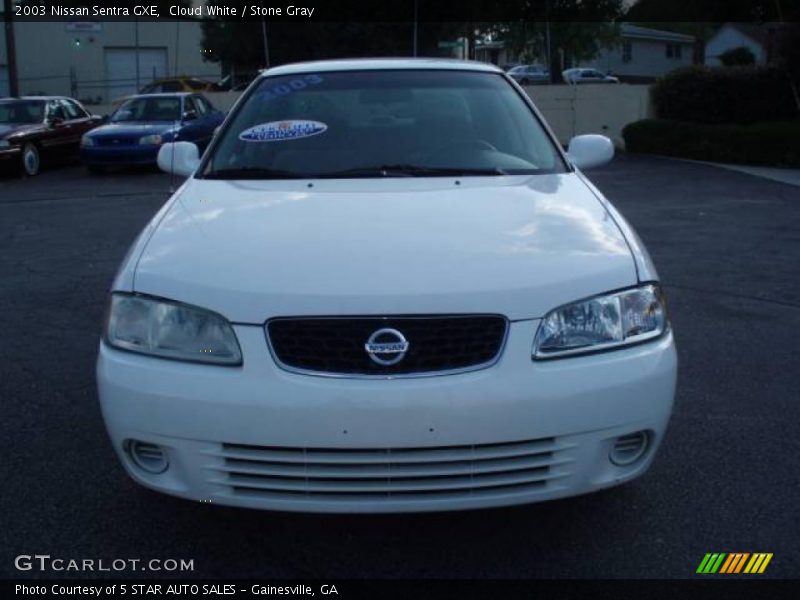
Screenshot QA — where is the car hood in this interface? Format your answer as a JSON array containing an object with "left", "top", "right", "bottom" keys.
[
  {"left": 0, "top": 123, "right": 42, "bottom": 138},
  {"left": 89, "top": 122, "right": 177, "bottom": 137},
  {"left": 133, "top": 174, "right": 637, "bottom": 322}
]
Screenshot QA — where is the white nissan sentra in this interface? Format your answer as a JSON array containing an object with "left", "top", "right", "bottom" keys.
[{"left": 97, "top": 59, "right": 677, "bottom": 513}]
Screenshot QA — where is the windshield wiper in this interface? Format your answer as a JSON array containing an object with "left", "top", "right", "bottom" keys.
[
  {"left": 203, "top": 167, "right": 306, "bottom": 180},
  {"left": 317, "top": 164, "right": 508, "bottom": 178}
]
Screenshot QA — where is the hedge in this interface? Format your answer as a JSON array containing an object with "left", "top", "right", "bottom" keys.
[
  {"left": 651, "top": 66, "right": 798, "bottom": 124},
  {"left": 621, "top": 119, "right": 800, "bottom": 167}
]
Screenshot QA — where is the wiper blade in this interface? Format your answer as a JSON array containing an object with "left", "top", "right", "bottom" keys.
[
  {"left": 318, "top": 164, "right": 508, "bottom": 178},
  {"left": 203, "top": 167, "right": 305, "bottom": 180}
]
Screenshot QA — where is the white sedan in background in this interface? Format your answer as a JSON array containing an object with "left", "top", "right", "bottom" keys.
[
  {"left": 97, "top": 59, "right": 676, "bottom": 513},
  {"left": 563, "top": 68, "right": 620, "bottom": 84}
]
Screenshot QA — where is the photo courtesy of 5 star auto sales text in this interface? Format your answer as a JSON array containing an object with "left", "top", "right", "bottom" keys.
[{"left": 2, "top": 0, "right": 799, "bottom": 598}]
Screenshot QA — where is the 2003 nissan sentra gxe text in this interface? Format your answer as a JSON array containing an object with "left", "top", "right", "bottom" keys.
[{"left": 96, "top": 59, "right": 677, "bottom": 513}]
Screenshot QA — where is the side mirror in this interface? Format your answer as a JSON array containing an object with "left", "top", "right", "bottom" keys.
[
  {"left": 566, "top": 134, "right": 614, "bottom": 170},
  {"left": 183, "top": 110, "right": 198, "bottom": 121},
  {"left": 49, "top": 116, "right": 65, "bottom": 127},
  {"left": 157, "top": 141, "right": 200, "bottom": 177}
]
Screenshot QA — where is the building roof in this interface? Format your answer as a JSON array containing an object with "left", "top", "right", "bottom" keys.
[
  {"left": 716, "top": 22, "right": 770, "bottom": 47},
  {"left": 263, "top": 58, "right": 503, "bottom": 78},
  {"left": 621, "top": 24, "right": 695, "bottom": 43}
]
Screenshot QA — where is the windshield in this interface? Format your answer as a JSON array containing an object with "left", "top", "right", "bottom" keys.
[
  {"left": 202, "top": 70, "right": 566, "bottom": 179},
  {"left": 112, "top": 96, "right": 181, "bottom": 122},
  {"left": 0, "top": 100, "right": 45, "bottom": 124}
]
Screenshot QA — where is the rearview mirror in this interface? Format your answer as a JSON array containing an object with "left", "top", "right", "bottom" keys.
[
  {"left": 157, "top": 141, "right": 200, "bottom": 177},
  {"left": 566, "top": 134, "right": 614, "bottom": 170},
  {"left": 183, "top": 110, "right": 198, "bottom": 121},
  {"left": 48, "top": 116, "right": 65, "bottom": 127}
]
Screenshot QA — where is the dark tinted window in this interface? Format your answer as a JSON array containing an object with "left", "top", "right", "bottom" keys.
[
  {"left": 61, "top": 99, "right": 87, "bottom": 119},
  {"left": 48, "top": 101, "right": 67, "bottom": 120},
  {"left": 112, "top": 96, "right": 181, "bottom": 122},
  {"left": 0, "top": 100, "right": 45, "bottom": 124}
]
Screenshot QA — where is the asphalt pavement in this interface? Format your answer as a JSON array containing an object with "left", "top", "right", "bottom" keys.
[{"left": 1, "top": 155, "right": 798, "bottom": 579}]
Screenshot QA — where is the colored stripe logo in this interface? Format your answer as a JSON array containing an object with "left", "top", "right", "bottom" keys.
[{"left": 697, "top": 553, "right": 773, "bottom": 574}]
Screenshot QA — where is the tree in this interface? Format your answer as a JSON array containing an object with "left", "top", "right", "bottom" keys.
[
  {"left": 719, "top": 46, "right": 756, "bottom": 66},
  {"left": 776, "top": 22, "right": 800, "bottom": 111},
  {"left": 200, "top": 0, "right": 458, "bottom": 73},
  {"left": 491, "top": 1, "right": 625, "bottom": 82}
]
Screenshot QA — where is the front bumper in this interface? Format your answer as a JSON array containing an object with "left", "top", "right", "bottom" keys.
[
  {"left": 0, "top": 146, "right": 21, "bottom": 164},
  {"left": 97, "top": 321, "right": 677, "bottom": 513},
  {"left": 81, "top": 145, "right": 159, "bottom": 166}
]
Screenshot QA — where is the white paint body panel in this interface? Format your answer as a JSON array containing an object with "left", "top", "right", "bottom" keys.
[
  {"left": 99, "top": 59, "right": 676, "bottom": 512},
  {"left": 98, "top": 327, "right": 676, "bottom": 513},
  {"left": 131, "top": 174, "right": 636, "bottom": 322}
]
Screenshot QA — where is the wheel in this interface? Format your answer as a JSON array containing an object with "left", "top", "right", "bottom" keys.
[
  {"left": 21, "top": 143, "right": 40, "bottom": 176},
  {"left": 87, "top": 164, "right": 106, "bottom": 175}
]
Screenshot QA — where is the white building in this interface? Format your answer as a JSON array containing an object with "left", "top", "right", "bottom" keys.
[
  {"left": 587, "top": 24, "right": 694, "bottom": 82},
  {"left": 471, "top": 24, "right": 694, "bottom": 81},
  {"left": 0, "top": 17, "right": 221, "bottom": 103},
  {"left": 704, "top": 23, "right": 771, "bottom": 66}
]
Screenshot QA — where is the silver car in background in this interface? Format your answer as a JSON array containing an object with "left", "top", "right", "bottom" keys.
[
  {"left": 563, "top": 68, "right": 620, "bottom": 84},
  {"left": 507, "top": 65, "right": 550, "bottom": 85}
]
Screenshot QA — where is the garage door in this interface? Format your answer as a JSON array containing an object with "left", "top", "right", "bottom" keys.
[
  {"left": 104, "top": 47, "right": 167, "bottom": 102},
  {"left": 0, "top": 66, "right": 9, "bottom": 98}
]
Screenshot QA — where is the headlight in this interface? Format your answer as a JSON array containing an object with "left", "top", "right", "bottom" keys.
[
  {"left": 105, "top": 293, "right": 242, "bottom": 365},
  {"left": 533, "top": 284, "right": 667, "bottom": 359},
  {"left": 80, "top": 135, "right": 94, "bottom": 147},
  {"left": 0, "top": 139, "right": 11, "bottom": 149},
  {"left": 139, "top": 134, "right": 163, "bottom": 145}
]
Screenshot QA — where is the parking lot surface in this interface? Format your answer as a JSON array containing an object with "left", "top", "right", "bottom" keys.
[{"left": 1, "top": 156, "right": 798, "bottom": 578}]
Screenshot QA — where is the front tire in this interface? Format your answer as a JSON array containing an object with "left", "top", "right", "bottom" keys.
[{"left": 22, "top": 143, "right": 41, "bottom": 176}]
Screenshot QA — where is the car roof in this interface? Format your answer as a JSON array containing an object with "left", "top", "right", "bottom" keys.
[
  {"left": 126, "top": 93, "right": 193, "bottom": 99},
  {"left": 148, "top": 77, "right": 208, "bottom": 83},
  {"left": 261, "top": 58, "right": 503, "bottom": 78},
  {"left": 1, "top": 96, "right": 68, "bottom": 101}
]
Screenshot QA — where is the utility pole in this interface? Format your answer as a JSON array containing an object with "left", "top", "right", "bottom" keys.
[
  {"left": 412, "top": 0, "right": 418, "bottom": 57},
  {"left": 3, "top": 0, "right": 19, "bottom": 96},
  {"left": 134, "top": 19, "right": 140, "bottom": 90},
  {"left": 260, "top": 0, "right": 270, "bottom": 68},
  {"left": 174, "top": 19, "right": 180, "bottom": 77}
]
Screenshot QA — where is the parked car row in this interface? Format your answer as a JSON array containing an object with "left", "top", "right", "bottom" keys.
[
  {"left": 0, "top": 93, "right": 224, "bottom": 176},
  {"left": 505, "top": 65, "right": 620, "bottom": 85}
]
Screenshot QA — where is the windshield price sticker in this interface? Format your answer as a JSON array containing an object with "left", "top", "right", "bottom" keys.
[{"left": 239, "top": 120, "right": 328, "bottom": 142}]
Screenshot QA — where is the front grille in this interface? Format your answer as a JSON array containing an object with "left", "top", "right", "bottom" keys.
[
  {"left": 207, "top": 438, "right": 573, "bottom": 501},
  {"left": 267, "top": 315, "right": 508, "bottom": 376},
  {"left": 96, "top": 136, "right": 139, "bottom": 147}
]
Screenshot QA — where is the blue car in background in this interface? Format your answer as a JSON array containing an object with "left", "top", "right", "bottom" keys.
[{"left": 81, "top": 93, "right": 224, "bottom": 173}]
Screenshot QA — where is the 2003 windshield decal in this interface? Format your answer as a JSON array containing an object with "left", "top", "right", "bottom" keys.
[{"left": 257, "top": 74, "right": 324, "bottom": 101}]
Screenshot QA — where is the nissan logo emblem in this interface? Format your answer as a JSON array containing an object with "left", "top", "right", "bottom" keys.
[{"left": 364, "top": 328, "right": 410, "bottom": 366}]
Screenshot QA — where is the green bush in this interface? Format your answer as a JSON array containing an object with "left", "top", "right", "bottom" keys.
[
  {"left": 622, "top": 119, "right": 800, "bottom": 167},
  {"left": 651, "top": 66, "right": 798, "bottom": 124}
]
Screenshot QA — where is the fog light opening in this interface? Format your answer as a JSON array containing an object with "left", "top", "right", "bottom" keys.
[
  {"left": 126, "top": 440, "right": 169, "bottom": 474},
  {"left": 610, "top": 431, "right": 651, "bottom": 466}
]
